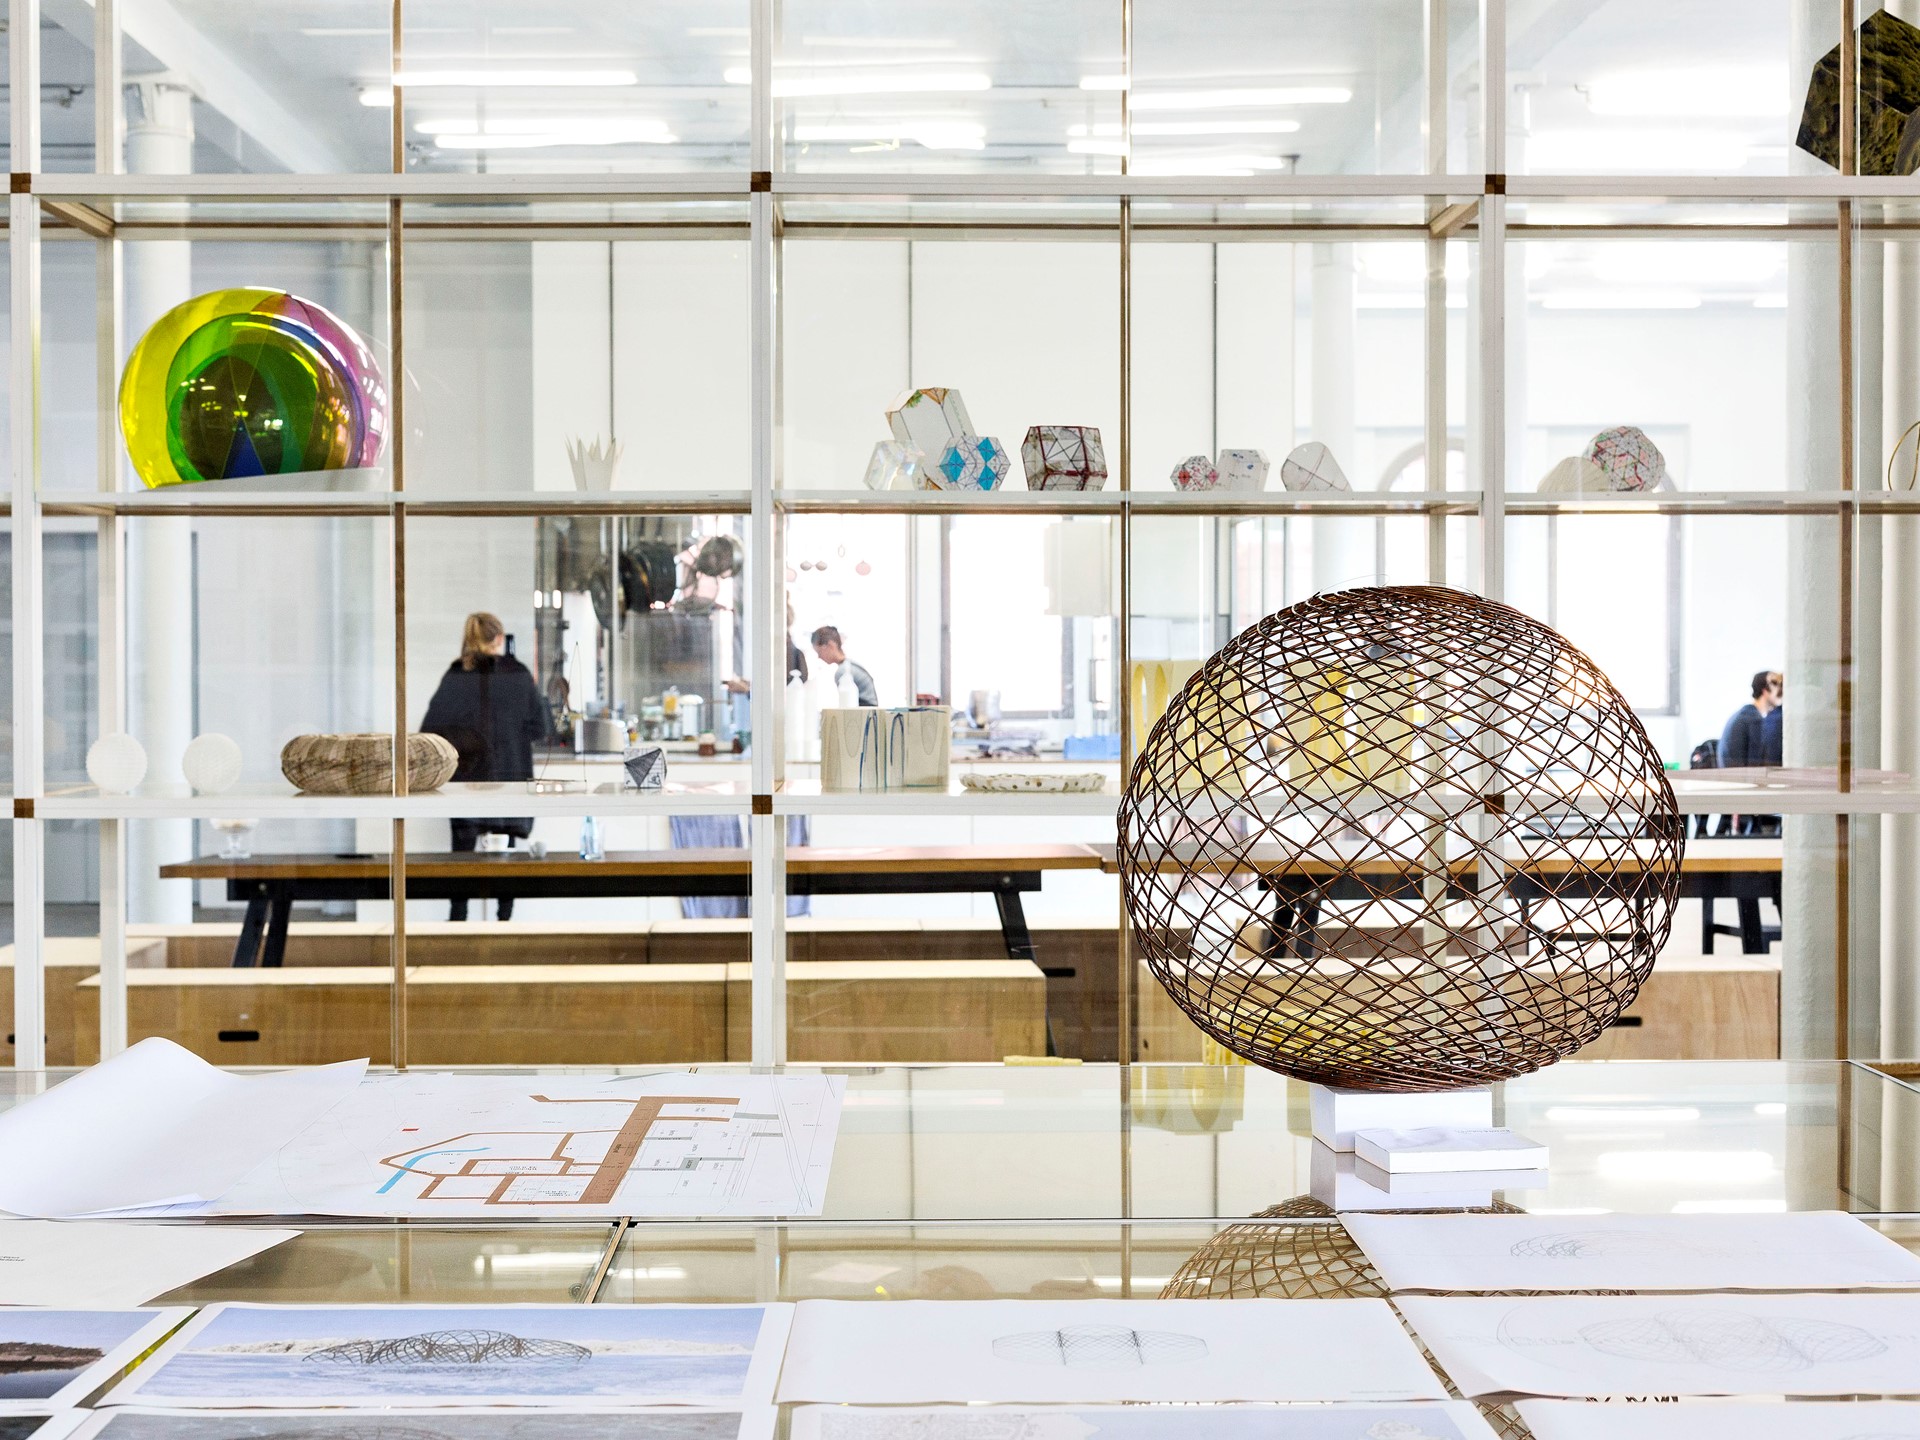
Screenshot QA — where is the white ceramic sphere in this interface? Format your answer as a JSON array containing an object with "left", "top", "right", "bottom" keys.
[
  {"left": 86, "top": 733, "right": 148, "bottom": 793},
  {"left": 182, "top": 733, "right": 244, "bottom": 795}
]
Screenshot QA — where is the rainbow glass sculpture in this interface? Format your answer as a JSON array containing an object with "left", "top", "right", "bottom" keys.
[{"left": 119, "top": 287, "right": 387, "bottom": 488}]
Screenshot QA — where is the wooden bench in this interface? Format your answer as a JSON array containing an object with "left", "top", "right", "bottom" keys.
[{"left": 0, "top": 937, "right": 166, "bottom": 1066}]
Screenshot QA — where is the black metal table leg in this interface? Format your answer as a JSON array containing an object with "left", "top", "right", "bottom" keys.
[
  {"left": 261, "top": 895, "right": 295, "bottom": 968},
  {"left": 231, "top": 894, "right": 270, "bottom": 967},
  {"left": 993, "top": 883, "right": 1037, "bottom": 963}
]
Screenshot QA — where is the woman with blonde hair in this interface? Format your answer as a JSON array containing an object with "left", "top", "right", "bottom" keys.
[{"left": 421, "top": 611, "right": 550, "bottom": 920}]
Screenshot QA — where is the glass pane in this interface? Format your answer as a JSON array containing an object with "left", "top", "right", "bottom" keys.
[
  {"left": 777, "top": 0, "right": 1122, "bottom": 175},
  {"left": 1511, "top": 0, "right": 1807, "bottom": 179},
  {"left": 402, "top": 0, "right": 749, "bottom": 174},
  {"left": 406, "top": 214, "right": 750, "bottom": 498}
]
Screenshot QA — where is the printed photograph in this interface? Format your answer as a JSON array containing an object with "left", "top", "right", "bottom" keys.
[
  {"left": 82, "top": 1412, "right": 754, "bottom": 1439},
  {"left": 122, "top": 1306, "right": 772, "bottom": 1405},
  {"left": 0, "top": 1312, "right": 175, "bottom": 1403}
]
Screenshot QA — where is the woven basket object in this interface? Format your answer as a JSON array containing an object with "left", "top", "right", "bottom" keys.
[
  {"left": 1117, "top": 585, "right": 1683, "bottom": 1092},
  {"left": 280, "top": 733, "right": 459, "bottom": 795}
]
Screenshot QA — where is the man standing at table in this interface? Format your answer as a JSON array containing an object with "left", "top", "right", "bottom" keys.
[
  {"left": 811, "top": 625, "right": 879, "bottom": 707},
  {"left": 1720, "top": 669, "right": 1783, "bottom": 836}
]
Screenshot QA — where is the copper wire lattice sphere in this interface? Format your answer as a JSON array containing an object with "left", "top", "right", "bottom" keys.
[{"left": 1117, "top": 586, "right": 1684, "bottom": 1091}]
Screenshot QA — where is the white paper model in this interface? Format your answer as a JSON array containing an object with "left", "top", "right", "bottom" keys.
[
  {"left": 791, "top": 1402, "right": 1501, "bottom": 1438},
  {"left": 198, "top": 1070, "right": 845, "bottom": 1219},
  {"left": 1398, "top": 1293, "right": 1920, "bottom": 1399},
  {"left": 1345, "top": 1212, "right": 1920, "bottom": 1293},
  {"left": 1351, "top": 1127, "right": 1548, "bottom": 1174},
  {"left": 0, "top": 1221, "right": 298, "bottom": 1307},
  {"left": 776, "top": 1300, "right": 1447, "bottom": 1405},
  {"left": 0, "top": 1039, "right": 364, "bottom": 1217},
  {"left": 0, "top": 1310, "right": 189, "bottom": 1413},
  {"left": 102, "top": 1303, "right": 792, "bottom": 1409},
  {"left": 1514, "top": 1398, "right": 1920, "bottom": 1440},
  {"left": 71, "top": 1408, "right": 777, "bottom": 1439}
]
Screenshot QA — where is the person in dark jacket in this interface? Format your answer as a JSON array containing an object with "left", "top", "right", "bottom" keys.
[
  {"left": 1719, "top": 669, "right": 1783, "bottom": 836},
  {"left": 421, "top": 611, "right": 551, "bottom": 920}
]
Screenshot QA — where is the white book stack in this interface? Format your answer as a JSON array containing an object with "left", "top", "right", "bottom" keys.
[{"left": 1352, "top": 1126, "right": 1550, "bottom": 1195}]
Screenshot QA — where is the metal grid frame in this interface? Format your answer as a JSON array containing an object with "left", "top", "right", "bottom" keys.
[{"left": 0, "top": 0, "right": 1890, "bottom": 1072}]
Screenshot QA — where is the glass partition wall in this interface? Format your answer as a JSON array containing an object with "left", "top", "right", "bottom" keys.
[{"left": 1, "top": 0, "right": 1904, "bottom": 1072}]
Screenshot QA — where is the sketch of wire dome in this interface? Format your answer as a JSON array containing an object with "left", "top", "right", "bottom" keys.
[
  {"left": 1576, "top": 1312, "right": 1887, "bottom": 1373},
  {"left": 1510, "top": 1230, "right": 1721, "bottom": 1261},
  {"left": 991, "top": 1326, "right": 1208, "bottom": 1369},
  {"left": 1116, "top": 585, "right": 1684, "bottom": 1091},
  {"left": 306, "top": 1330, "right": 592, "bottom": 1366}
]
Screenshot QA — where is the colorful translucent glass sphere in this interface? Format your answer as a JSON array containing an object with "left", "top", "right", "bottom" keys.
[{"left": 119, "top": 287, "right": 387, "bottom": 489}]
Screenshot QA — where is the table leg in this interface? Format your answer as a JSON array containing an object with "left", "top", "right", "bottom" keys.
[
  {"left": 231, "top": 894, "right": 269, "bottom": 968},
  {"left": 1738, "top": 896, "right": 1765, "bottom": 955},
  {"left": 261, "top": 896, "right": 294, "bottom": 968},
  {"left": 993, "top": 885, "right": 1037, "bottom": 963}
]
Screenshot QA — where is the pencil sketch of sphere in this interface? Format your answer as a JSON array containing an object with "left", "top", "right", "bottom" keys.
[
  {"left": 305, "top": 1329, "right": 592, "bottom": 1367},
  {"left": 1117, "top": 585, "right": 1684, "bottom": 1091},
  {"left": 1576, "top": 1311, "right": 1887, "bottom": 1373},
  {"left": 1509, "top": 1230, "right": 1702, "bottom": 1261},
  {"left": 990, "top": 1325, "right": 1209, "bottom": 1369}
]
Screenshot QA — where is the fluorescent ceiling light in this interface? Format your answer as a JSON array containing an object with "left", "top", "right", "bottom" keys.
[
  {"left": 796, "top": 121, "right": 985, "bottom": 150},
  {"left": 1129, "top": 154, "right": 1292, "bottom": 176},
  {"left": 1080, "top": 74, "right": 1129, "bottom": 91},
  {"left": 1592, "top": 241, "right": 1782, "bottom": 287},
  {"left": 1538, "top": 290, "right": 1702, "bottom": 310},
  {"left": 1069, "top": 119, "right": 1301, "bottom": 137},
  {"left": 395, "top": 68, "right": 638, "bottom": 87},
  {"left": 1595, "top": 1149, "right": 1774, "bottom": 1183},
  {"left": 1130, "top": 87, "right": 1351, "bottom": 110},
  {"left": 1753, "top": 1102, "right": 1788, "bottom": 1116},
  {"left": 1672, "top": 1199, "right": 1788, "bottom": 1214},
  {"left": 419, "top": 117, "right": 676, "bottom": 148},
  {"left": 801, "top": 35, "right": 958, "bottom": 48},
  {"left": 1526, "top": 129, "right": 1754, "bottom": 172},
  {"left": 724, "top": 66, "right": 990, "bottom": 95},
  {"left": 1542, "top": 1105, "right": 1701, "bottom": 1125},
  {"left": 1585, "top": 66, "right": 1787, "bottom": 119}
]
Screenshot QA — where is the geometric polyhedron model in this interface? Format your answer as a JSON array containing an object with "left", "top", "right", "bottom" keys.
[
  {"left": 1280, "top": 441, "right": 1350, "bottom": 492},
  {"left": 120, "top": 287, "right": 387, "bottom": 489},
  {"left": 1171, "top": 454, "right": 1221, "bottom": 491},
  {"left": 1022, "top": 425, "right": 1108, "bottom": 490},
  {"left": 933, "top": 433, "right": 1011, "bottom": 490},
  {"left": 886, "top": 386, "right": 975, "bottom": 462},
  {"left": 1537, "top": 456, "right": 1613, "bottom": 494},
  {"left": 1216, "top": 448, "right": 1271, "bottom": 492},
  {"left": 1797, "top": 10, "right": 1920, "bottom": 176},
  {"left": 863, "top": 440, "right": 922, "bottom": 490},
  {"left": 1584, "top": 425, "right": 1670, "bottom": 492},
  {"left": 1116, "top": 585, "right": 1684, "bottom": 1093}
]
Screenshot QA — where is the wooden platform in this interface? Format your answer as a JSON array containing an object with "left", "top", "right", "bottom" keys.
[{"left": 69, "top": 958, "right": 1047, "bottom": 1067}]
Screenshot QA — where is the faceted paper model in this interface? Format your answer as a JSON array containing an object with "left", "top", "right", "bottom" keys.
[
  {"left": 1585, "top": 425, "right": 1669, "bottom": 492},
  {"left": 1217, "top": 448, "right": 1271, "bottom": 492},
  {"left": 120, "top": 287, "right": 387, "bottom": 489},
  {"left": 1797, "top": 10, "right": 1920, "bottom": 175},
  {"left": 1171, "top": 454, "right": 1220, "bottom": 491},
  {"left": 1281, "top": 441, "right": 1350, "bottom": 492},
  {"left": 1538, "top": 456, "right": 1613, "bottom": 493},
  {"left": 886, "top": 386, "right": 975, "bottom": 462},
  {"left": 863, "top": 440, "right": 922, "bottom": 491},
  {"left": 932, "top": 434, "right": 1011, "bottom": 490},
  {"left": 1022, "top": 425, "right": 1108, "bottom": 490},
  {"left": 1116, "top": 585, "right": 1683, "bottom": 1092}
]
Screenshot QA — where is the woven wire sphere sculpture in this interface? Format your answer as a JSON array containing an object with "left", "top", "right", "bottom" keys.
[{"left": 1117, "top": 586, "right": 1684, "bottom": 1092}]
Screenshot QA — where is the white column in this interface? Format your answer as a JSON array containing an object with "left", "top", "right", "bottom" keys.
[
  {"left": 1885, "top": 244, "right": 1920, "bottom": 1059},
  {"left": 122, "top": 78, "right": 195, "bottom": 925}
]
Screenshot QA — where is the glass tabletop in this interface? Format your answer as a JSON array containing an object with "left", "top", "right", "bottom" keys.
[{"left": 1, "top": 1059, "right": 1909, "bottom": 1229}]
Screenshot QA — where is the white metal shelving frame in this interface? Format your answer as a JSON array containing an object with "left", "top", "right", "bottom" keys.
[{"left": 2, "top": 0, "right": 1899, "bottom": 1072}]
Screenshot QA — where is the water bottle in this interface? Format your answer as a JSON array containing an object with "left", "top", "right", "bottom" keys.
[{"left": 579, "top": 814, "right": 604, "bottom": 861}]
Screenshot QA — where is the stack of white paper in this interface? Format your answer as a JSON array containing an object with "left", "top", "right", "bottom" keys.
[
  {"left": 1515, "top": 1399, "right": 1920, "bottom": 1440},
  {"left": 776, "top": 1300, "right": 1447, "bottom": 1404},
  {"left": 1353, "top": 1127, "right": 1548, "bottom": 1173},
  {"left": 1345, "top": 1212, "right": 1920, "bottom": 1294},
  {"left": 1399, "top": 1293, "right": 1920, "bottom": 1399},
  {"left": 792, "top": 1403, "right": 1501, "bottom": 1438},
  {"left": 0, "top": 1040, "right": 364, "bottom": 1219}
]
